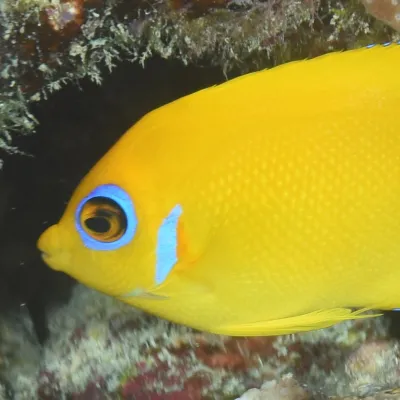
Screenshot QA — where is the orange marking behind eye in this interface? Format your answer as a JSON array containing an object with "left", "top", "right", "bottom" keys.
[
  {"left": 174, "top": 217, "right": 201, "bottom": 271},
  {"left": 177, "top": 218, "right": 187, "bottom": 260}
]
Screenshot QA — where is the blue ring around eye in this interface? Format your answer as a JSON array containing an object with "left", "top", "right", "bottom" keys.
[{"left": 75, "top": 184, "right": 137, "bottom": 251}]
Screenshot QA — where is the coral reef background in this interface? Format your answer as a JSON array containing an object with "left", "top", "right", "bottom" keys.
[{"left": 4, "top": 282, "right": 400, "bottom": 399}]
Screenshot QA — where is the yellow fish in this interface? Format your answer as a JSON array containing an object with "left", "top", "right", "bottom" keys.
[{"left": 38, "top": 43, "right": 400, "bottom": 336}]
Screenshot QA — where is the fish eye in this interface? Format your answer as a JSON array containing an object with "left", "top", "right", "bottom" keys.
[
  {"left": 80, "top": 197, "right": 127, "bottom": 241},
  {"left": 75, "top": 184, "right": 137, "bottom": 250}
]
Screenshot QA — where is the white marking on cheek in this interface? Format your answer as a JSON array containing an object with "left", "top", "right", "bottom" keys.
[
  {"left": 395, "top": 12, "right": 400, "bottom": 20},
  {"left": 392, "top": 0, "right": 398, "bottom": 5}
]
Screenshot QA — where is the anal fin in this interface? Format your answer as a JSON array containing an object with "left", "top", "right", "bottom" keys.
[{"left": 213, "top": 307, "right": 382, "bottom": 337}]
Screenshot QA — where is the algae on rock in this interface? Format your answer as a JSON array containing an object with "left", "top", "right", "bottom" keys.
[{"left": 0, "top": 0, "right": 398, "bottom": 160}]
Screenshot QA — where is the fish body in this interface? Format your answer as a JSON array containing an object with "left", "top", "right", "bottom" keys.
[{"left": 38, "top": 44, "right": 400, "bottom": 336}]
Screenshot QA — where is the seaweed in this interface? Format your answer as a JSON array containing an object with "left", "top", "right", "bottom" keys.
[{"left": 0, "top": 0, "right": 398, "bottom": 162}]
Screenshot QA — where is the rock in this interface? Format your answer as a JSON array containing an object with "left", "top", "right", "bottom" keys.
[
  {"left": 360, "top": 0, "right": 400, "bottom": 32},
  {"left": 345, "top": 340, "right": 400, "bottom": 395},
  {"left": 235, "top": 375, "right": 310, "bottom": 400}
]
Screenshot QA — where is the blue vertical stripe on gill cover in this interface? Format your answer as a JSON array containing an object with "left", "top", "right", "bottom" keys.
[{"left": 155, "top": 204, "right": 183, "bottom": 285}]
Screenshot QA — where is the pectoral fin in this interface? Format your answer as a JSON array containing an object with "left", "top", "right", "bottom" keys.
[{"left": 213, "top": 307, "right": 382, "bottom": 337}]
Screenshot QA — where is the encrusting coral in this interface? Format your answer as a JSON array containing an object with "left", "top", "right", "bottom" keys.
[
  {"left": 1, "top": 283, "right": 399, "bottom": 399},
  {"left": 0, "top": 0, "right": 399, "bottom": 162}
]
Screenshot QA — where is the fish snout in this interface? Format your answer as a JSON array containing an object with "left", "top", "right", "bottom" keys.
[{"left": 37, "top": 224, "right": 63, "bottom": 269}]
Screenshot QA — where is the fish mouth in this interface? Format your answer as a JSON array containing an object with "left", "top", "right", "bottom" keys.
[
  {"left": 40, "top": 250, "right": 57, "bottom": 266},
  {"left": 37, "top": 224, "right": 60, "bottom": 259},
  {"left": 40, "top": 251, "right": 52, "bottom": 263}
]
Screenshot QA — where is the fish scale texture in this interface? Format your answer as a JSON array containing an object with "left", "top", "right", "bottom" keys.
[{"left": 180, "top": 108, "right": 400, "bottom": 322}]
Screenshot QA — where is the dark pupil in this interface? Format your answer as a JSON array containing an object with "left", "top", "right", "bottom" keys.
[
  {"left": 82, "top": 197, "right": 127, "bottom": 237},
  {"left": 85, "top": 216, "right": 111, "bottom": 233}
]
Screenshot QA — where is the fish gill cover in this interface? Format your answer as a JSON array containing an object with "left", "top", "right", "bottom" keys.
[{"left": 0, "top": 0, "right": 399, "bottom": 163}]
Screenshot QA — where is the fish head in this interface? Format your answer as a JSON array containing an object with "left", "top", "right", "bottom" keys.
[{"left": 37, "top": 153, "right": 160, "bottom": 298}]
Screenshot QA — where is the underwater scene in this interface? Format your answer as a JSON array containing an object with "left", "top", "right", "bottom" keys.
[{"left": 2, "top": 0, "right": 400, "bottom": 399}]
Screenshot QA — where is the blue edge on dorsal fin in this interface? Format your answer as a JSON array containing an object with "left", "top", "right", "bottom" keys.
[{"left": 366, "top": 40, "right": 400, "bottom": 48}]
